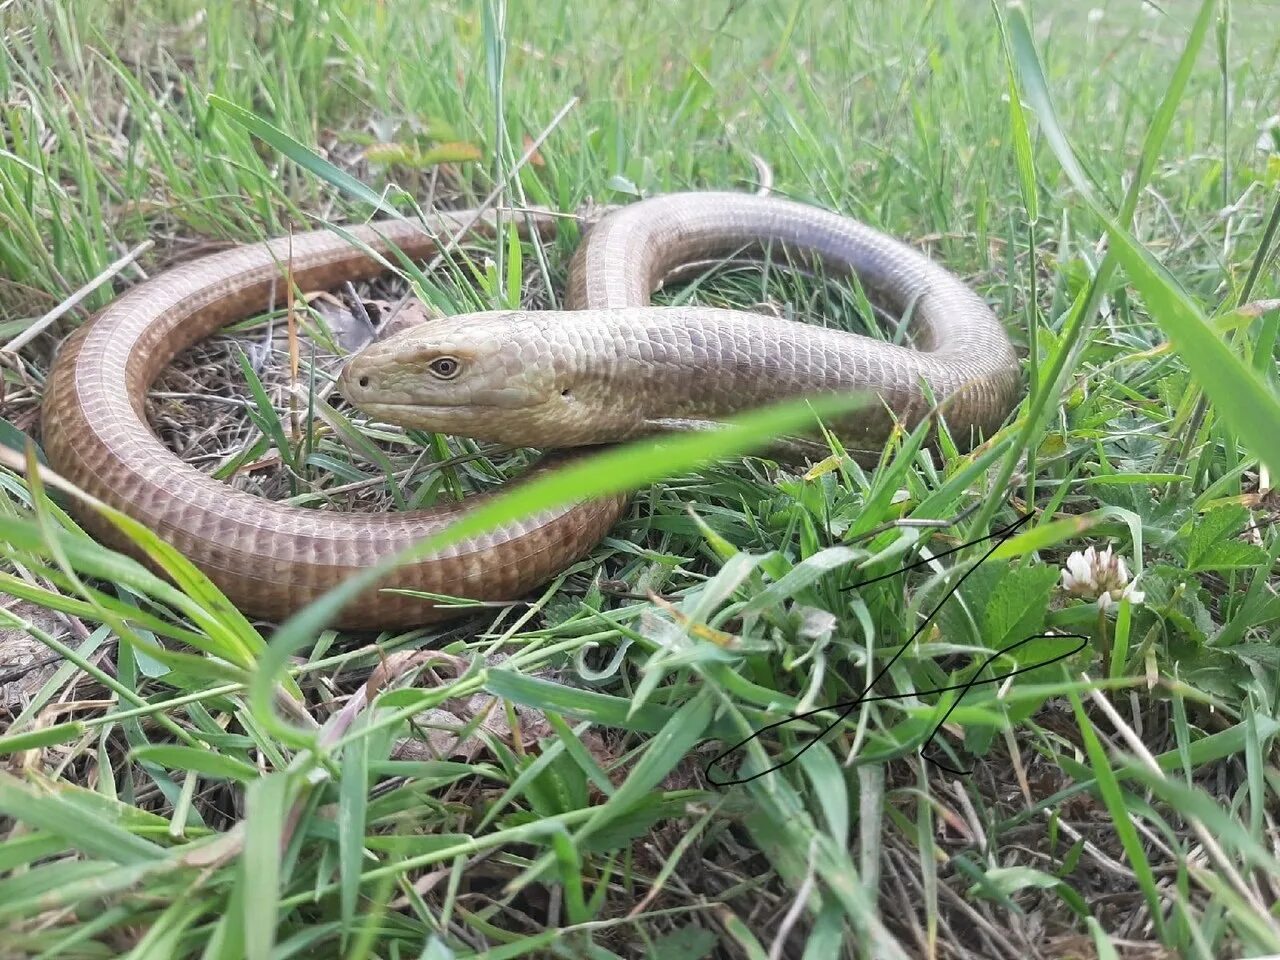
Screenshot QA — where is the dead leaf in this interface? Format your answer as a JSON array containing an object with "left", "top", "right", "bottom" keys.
[
  {"left": 376, "top": 298, "right": 440, "bottom": 339},
  {"left": 361, "top": 140, "right": 482, "bottom": 169},
  {"left": 648, "top": 593, "right": 739, "bottom": 648},
  {"left": 522, "top": 133, "right": 545, "bottom": 166},
  {"left": 416, "top": 141, "right": 483, "bottom": 166},
  {"left": 306, "top": 291, "right": 376, "bottom": 353},
  {"left": 1, "top": 601, "right": 69, "bottom": 708}
]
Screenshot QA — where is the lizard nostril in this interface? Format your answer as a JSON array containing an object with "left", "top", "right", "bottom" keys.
[{"left": 358, "top": 375, "right": 370, "bottom": 388}]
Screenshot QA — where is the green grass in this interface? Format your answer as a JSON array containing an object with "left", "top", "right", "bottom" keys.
[{"left": 2, "top": 0, "right": 1280, "bottom": 957}]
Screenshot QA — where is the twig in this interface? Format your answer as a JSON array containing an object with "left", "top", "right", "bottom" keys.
[
  {"left": 767, "top": 837, "right": 818, "bottom": 960},
  {"left": 422, "top": 95, "right": 580, "bottom": 273},
  {"left": 342, "top": 281, "right": 378, "bottom": 339}
]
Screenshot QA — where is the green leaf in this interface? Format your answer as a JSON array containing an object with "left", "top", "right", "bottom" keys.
[
  {"left": 311, "top": 394, "right": 407, "bottom": 509},
  {"left": 207, "top": 95, "right": 404, "bottom": 218},
  {"left": 338, "top": 715, "right": 371, "bottom": 930},
  {"left": 647, "top": 924, "right": 718, "bottom": 960},
  {"left": 242, "top": 773, "right": 290, "bottom": 960},
  {"left": 994, "top": 9, "right": 1037, "bottom": 222},
  {"left": 1189, "top": 540, "right": 1269, "bottom": 574},
  {"left": 0, "top": 722, "right": 86, "bottom": 755},
  {"left": 799, "top": 744, "right": 850, "bottom": 849},
  {"left": 0, "top": 770, "right": 166, "bottom": 865},
  {"left": 361, "top": 140, "right": 482, "bottom": 168},
  {"left": 422, "top": 935, "right": 458, "bottom": 960},
  {"left": 596, "top": 688, "right": 713, "bottom": 816},
  {"left": 1185, "top": 505, "right": 1266, "bottom": 572},
  {"left": 0, "top": 860, "right": 140, "bottom": 924},
  {"left": 574, "top": 796, "right": 695, "bottom": 854},
  {"left": 604, "top": 174, "right": 640, "bottom": 196},
  {"left": 1004, "top": 9, "right": 1104, "bottom": 208},
  {"left": 740, "top": 545, "right": 856, "bottom": 614},
  {"left": 0, "top": 496, "right": 271, "bottom": 680},
  {"left": 0, "top": 831, "right": 68, "bottom": 873},
  {"left": 232, "top": 344, "right": 294, "bottom": 470},
  {"left": 504, "top": 220, "right": 522, "bottom": 310},
  {"left": 982, "top": 564, "right": 1059, "bottom": 655},
  {"left": 971, "top": 864, "right": 1059, "bottom": 896},
  {"left": 1116, "top": 761, "right": 1280, "bottom": 877},
  {"left": 0, "top": 417, "right": 46, "bottom": 466},
  {"left": 129, "top": 745, "right": 258, "bottom": 782},
  {"left": 1102, "top": 227, "right": 1280, "bottom": 477},
  {"left": 1066, "top": 691, "right": 1166, "bottom": 938},
  {"left": 504, "top": 692, "right": 718, "bottom": 909},
  {"left": 485, "top": 669, "right": 676, "bottom": 735},
  {"left": 990, "top": 512, "right": 1103, "bottom": 560}
]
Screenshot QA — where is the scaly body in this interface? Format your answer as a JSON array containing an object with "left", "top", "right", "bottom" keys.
[{"left": 43, "top": 193, "right": 1020, "bottom": 629}]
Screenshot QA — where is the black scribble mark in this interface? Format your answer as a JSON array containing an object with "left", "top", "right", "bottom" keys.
[{"left": 706, "top": 509, "right": 1089, "bottom": 787}]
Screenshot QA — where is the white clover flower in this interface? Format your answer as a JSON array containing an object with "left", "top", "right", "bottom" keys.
[
  {"left": 1088, "top": 8, "right": 1104, "bottom": 24},
  {"left": 1060, "top": 545, "right": 1144, "bottom": 610}
]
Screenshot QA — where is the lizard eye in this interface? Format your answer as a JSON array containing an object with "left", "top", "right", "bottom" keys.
[{"left": 429, "top": 356, "right": 461, "bottom": 379}]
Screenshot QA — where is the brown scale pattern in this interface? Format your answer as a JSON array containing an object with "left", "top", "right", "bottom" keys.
[{"left": 42, "top": 194, "right": 1019, "bottom": 630}]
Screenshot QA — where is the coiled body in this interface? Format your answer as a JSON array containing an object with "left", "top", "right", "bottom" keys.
[{"left": 42, "top": 193, "right": 1019, "bottom": 629}]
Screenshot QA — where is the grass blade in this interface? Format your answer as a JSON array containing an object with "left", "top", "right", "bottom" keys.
[
  {"left": 207, "top": 95, "right": 404, "bottom": 219},
  {"left": 1003, "top": 0, "right": 1280, "bottom": 476},
  {"left": 249, "top": 392, "right": 870, "bottom": 747},
  {"left": 0, "top": 771, "right": 166, "bottom": 865}
]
